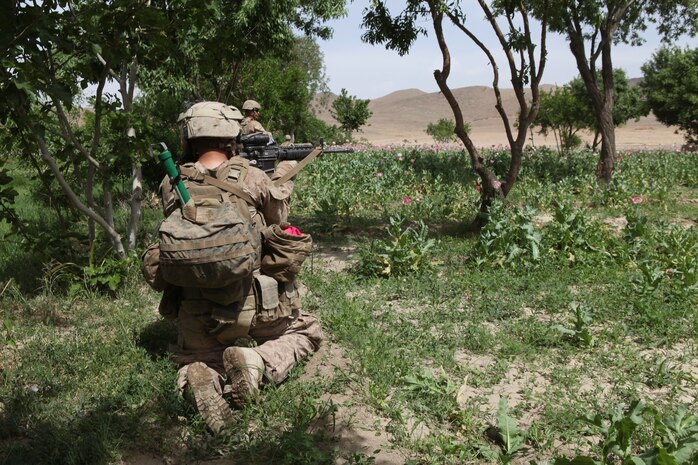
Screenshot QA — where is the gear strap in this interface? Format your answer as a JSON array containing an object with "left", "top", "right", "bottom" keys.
[
  {"left": 179, "top": 166, "right": 255, "bottom": 206},
  {"left": 273, "top": 148, "right": 322, "bottom": 186}
]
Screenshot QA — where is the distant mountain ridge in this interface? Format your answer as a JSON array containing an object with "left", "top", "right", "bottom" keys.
[
  {"left": 312, "top": 85, "right": 557, "bottom": 144},
  {"left": 311, "top": 80, "right": 681, "bottom": 149}
]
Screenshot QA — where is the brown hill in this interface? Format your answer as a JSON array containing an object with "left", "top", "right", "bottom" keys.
[{"left": 313, "top": 85, "right": 685, "bottom": 149}]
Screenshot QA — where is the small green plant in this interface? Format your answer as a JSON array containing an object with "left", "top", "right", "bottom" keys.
[
  {"left": 645, "top": 357, "right": 677, "bottom": 389},
  {"left": 624, "top": 210, "right": 650, "bottom": 241},
  {"left": 654, "top": 226, "right": 698, "bottom": 300},
  {"left": 545, "top": 202, "right": 606, "bottom": 263},
  {"left": 403, "top": 367, "right": 456, "bottom": 398},
  {"left": 2, "top": 318, "right": 15, "bottom": 346},
  {"left": 552, "top": 302, "right": 595, "bottom": 348},
  {"left": 46, "top": 246, "right": 132, "bottom": 296},
  {"left": 555, "top": 401, "right": 698, "bottom": 465},
  {"left": 559, "top": 400, "right": 647, "bottom": 465},
  {"left": 354, "top": 215, "right": 436, "bottom": 277},
  {"left": 77, "top": 255, "right": 130, "bottom": 294},
  {"left": 632, "top": 261, "right": 665, "bottom": 296},
  {"left": 494, "top": 398, "right": 527, "bottom": 464},
  {"left": 646, "top": 406, "right": 698, "bottom": 464},
  {"left": 477, "top": 202, "right": 542, "bottom": 268}
]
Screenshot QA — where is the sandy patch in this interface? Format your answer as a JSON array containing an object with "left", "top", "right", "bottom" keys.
[{"left": 308, "top": 246, "right": 354, "bottom": 274}]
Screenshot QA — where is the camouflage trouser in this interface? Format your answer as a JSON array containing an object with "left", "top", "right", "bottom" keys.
[
  {"left": 249, "top": 310, "right": 324, "bottom": 384},
  {"left": 175, "top": 310, "right": 324, "bottom": 389}
]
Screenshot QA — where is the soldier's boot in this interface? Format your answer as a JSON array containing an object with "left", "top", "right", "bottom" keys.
[
  {"left": 186, "top": 362, "right": 235, "bottom": 433},
  {"left": 223, "top": 347, "right": 265, "bottom": 408}
]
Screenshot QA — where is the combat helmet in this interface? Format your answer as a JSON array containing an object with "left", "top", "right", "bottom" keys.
[
  {"left": 242, "top": 100, "right": 261, "bottom": 112},
  {"left": 178, "top": 101, "right": 242, "bottom": 142}
]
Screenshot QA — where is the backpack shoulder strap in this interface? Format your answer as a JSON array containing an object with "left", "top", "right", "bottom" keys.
[{"left": 180, "top": 165, "right": 255, "bottom": 206}]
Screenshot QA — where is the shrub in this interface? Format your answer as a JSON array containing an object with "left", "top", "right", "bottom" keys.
[{"left": 354, "top": 215, "right": 436, "bottom": 277}]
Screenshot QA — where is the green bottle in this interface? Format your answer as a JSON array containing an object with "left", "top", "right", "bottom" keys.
[{"left": 157, "top": 143, "right": 191, "bottom": 204}]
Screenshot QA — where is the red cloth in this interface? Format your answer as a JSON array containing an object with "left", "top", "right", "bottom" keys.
[{"left": 283, "top": 225, "right": 303, "bottom": 236}]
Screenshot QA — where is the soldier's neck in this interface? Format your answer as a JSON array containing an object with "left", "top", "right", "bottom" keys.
[{"left": 197, "top": 150, "right": 228, "bottom": 169}]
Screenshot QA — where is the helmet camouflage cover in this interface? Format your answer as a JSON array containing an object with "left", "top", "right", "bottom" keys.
[
  {"left": 242, "top": 100, "right": 261, "bottom": 111},
  {"left": 178, "top": 101, "right": 242, "bottom": 142}
]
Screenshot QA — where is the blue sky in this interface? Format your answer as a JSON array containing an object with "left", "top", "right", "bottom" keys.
[{"left": 318, "top": 1, "right": 698, "bottom": 99}]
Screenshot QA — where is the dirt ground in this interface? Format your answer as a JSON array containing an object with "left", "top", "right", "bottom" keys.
[
  {"left": 362, "top": 115, "right": 687, "bottom": 150},
  {"left": 361, "top": 115, "right": 687, "bottom": 150}
]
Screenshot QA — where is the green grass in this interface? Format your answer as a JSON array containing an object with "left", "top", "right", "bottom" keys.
[{"left": 1, "top": 147, "right": 697, "bottom": 464}]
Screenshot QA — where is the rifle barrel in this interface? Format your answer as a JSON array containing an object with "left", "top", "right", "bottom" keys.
[{"left": 322, "top": 147, "right": 355, "bottom": 154}]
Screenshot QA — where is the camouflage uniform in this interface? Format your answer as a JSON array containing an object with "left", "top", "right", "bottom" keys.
[
  {"left": 240, "top": 116, "right": 268, "bottom": 136},
  {"left": 158, "top": 158, "right": 323, "bottom": 389}
]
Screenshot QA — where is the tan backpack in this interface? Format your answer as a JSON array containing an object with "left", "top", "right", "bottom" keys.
[{"left": 157, "top": 159, "right": 260, "bottom": 289}]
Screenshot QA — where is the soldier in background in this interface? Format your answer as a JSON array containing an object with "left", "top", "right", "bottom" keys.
[{"left": 241, "top": 100, "right": 273, "bottom": 142}]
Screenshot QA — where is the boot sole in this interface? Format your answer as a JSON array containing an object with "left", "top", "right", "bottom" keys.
[
  {"left": 187, "top": 363, "right": 234, "bottom": 433},
  {"left": 223, "top": 348, "right": 260, "bottom": 408}
]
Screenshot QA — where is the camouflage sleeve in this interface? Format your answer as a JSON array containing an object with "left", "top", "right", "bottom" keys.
[
  {"left": 245, "top": 167, "right": 292, "bottom": 225},
  {"left": 252, "top": 120, "right": 267, "bottom": 133},
  {"left": 271, "top": 160, "right": 299, "bottom": 183}
]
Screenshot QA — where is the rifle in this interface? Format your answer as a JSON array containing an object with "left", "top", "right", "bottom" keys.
[{"left": 237, "top": 132, "right": 354, "bottom": 174}]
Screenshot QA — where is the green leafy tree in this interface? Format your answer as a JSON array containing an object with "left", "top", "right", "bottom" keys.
[
  {"left": 426, "top": 118, "right": 464, "bottom": 143},
  {"left": 641, "top": 46, "right": 698, "bottom": 145},
  {"left": 330, "top": 89, "right": 372, "bottom": 140},
  {"left": 362, "top": 0, "right": 550, "bottom": 211},
  {"left": 140, "top": 0, "right": 345, "bottom": 105},
  {"left": 1, "top": 0, "right": 345, "bottom": 260},
  {"left": 243, "top": 37, "right": 333, "bottom": 142},
  {"left": 534, "top": 70, "right": 647, "bottom": 154},
  {"left": 1, "top": 0, "right": 169, "bottom": 258},
  {"left": 529, "top": 0, "right": 698, "bottom": 182},
  {"left": 533, "top": 86, "right": 588, "bottom": 153}
]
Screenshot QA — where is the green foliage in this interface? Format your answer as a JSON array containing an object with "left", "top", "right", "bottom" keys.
[
  {"left": 330, "top": 89, "right": 372, "bottom": 138},
  {"left": 1, "top": 318, "right": 15, "bottom": 347},
  {"left": 0, "top": 158, "right": 24, "bottom": 241},
  {"left": 545, "top": 202, "right": 608, "bottom": 264},
  {"left": 477, "top": 201, "right": 542, "bottom": 268},
  {"left": 528, "top": 1, "right": 695, "bottom": 180},
  {"left": 556, "top": 401, "right": 698, "bottom": 465},
  {"left": 533, "top": 70, "right": 648, "bottom": 153},
  {"left": 641, "top": 46, "right": 698, "bottom": 144},
  {"left": 2, "top": 145, "right": 698, "bottom": 464},
  {"left": 552, "top": 302, "right": 595, "bottom": 348},
  {"left": 295, "top": 116, "right": 346, "bottom": 145},
  {"left": 138, "top": 0, "right": 345, "bottom": 102},
  {"left": 354, "top": 215, "right": 436, "bottom": 277},
  {"left": 533, "top": 86, "right": 588, "bottom": 153},
  {"left": 48, "top": 247, "right": 135, "bottom": 296},
  {"left": 1, "top": 0, "right": 346, "bottom": 261},
  {"left": 294, "top": 147, "right": 478, "bottom": 227},
  {"left": 426, "top": 118, "right": 462, "bottom": 143},
  {"left": 495, "top": 398, "right": 527, "bottom": 464},
  {"left": 242, "top": 37, "right": 334, "bottom": 142}
]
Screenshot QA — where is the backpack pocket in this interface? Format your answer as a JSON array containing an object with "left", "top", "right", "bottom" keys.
[
  {"left": 260, "top": 224, "right": 312, "bottom": 283},
  {"left": 158, "top": 201, "right": 260, "bottom": 288}
]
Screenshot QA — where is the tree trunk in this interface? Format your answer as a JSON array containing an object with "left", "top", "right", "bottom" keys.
[
  {"left": 596, "top": 107, "right": 615, "bottom": 182},
  {"left": 34, "top": 132, "right": 127, "bottom": 259},
  {"left": 127, "top": 164, "right": 143, "bottom": 249},
  {"left": 86, "top": 163, "right": 96, "bottom": 245}
]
